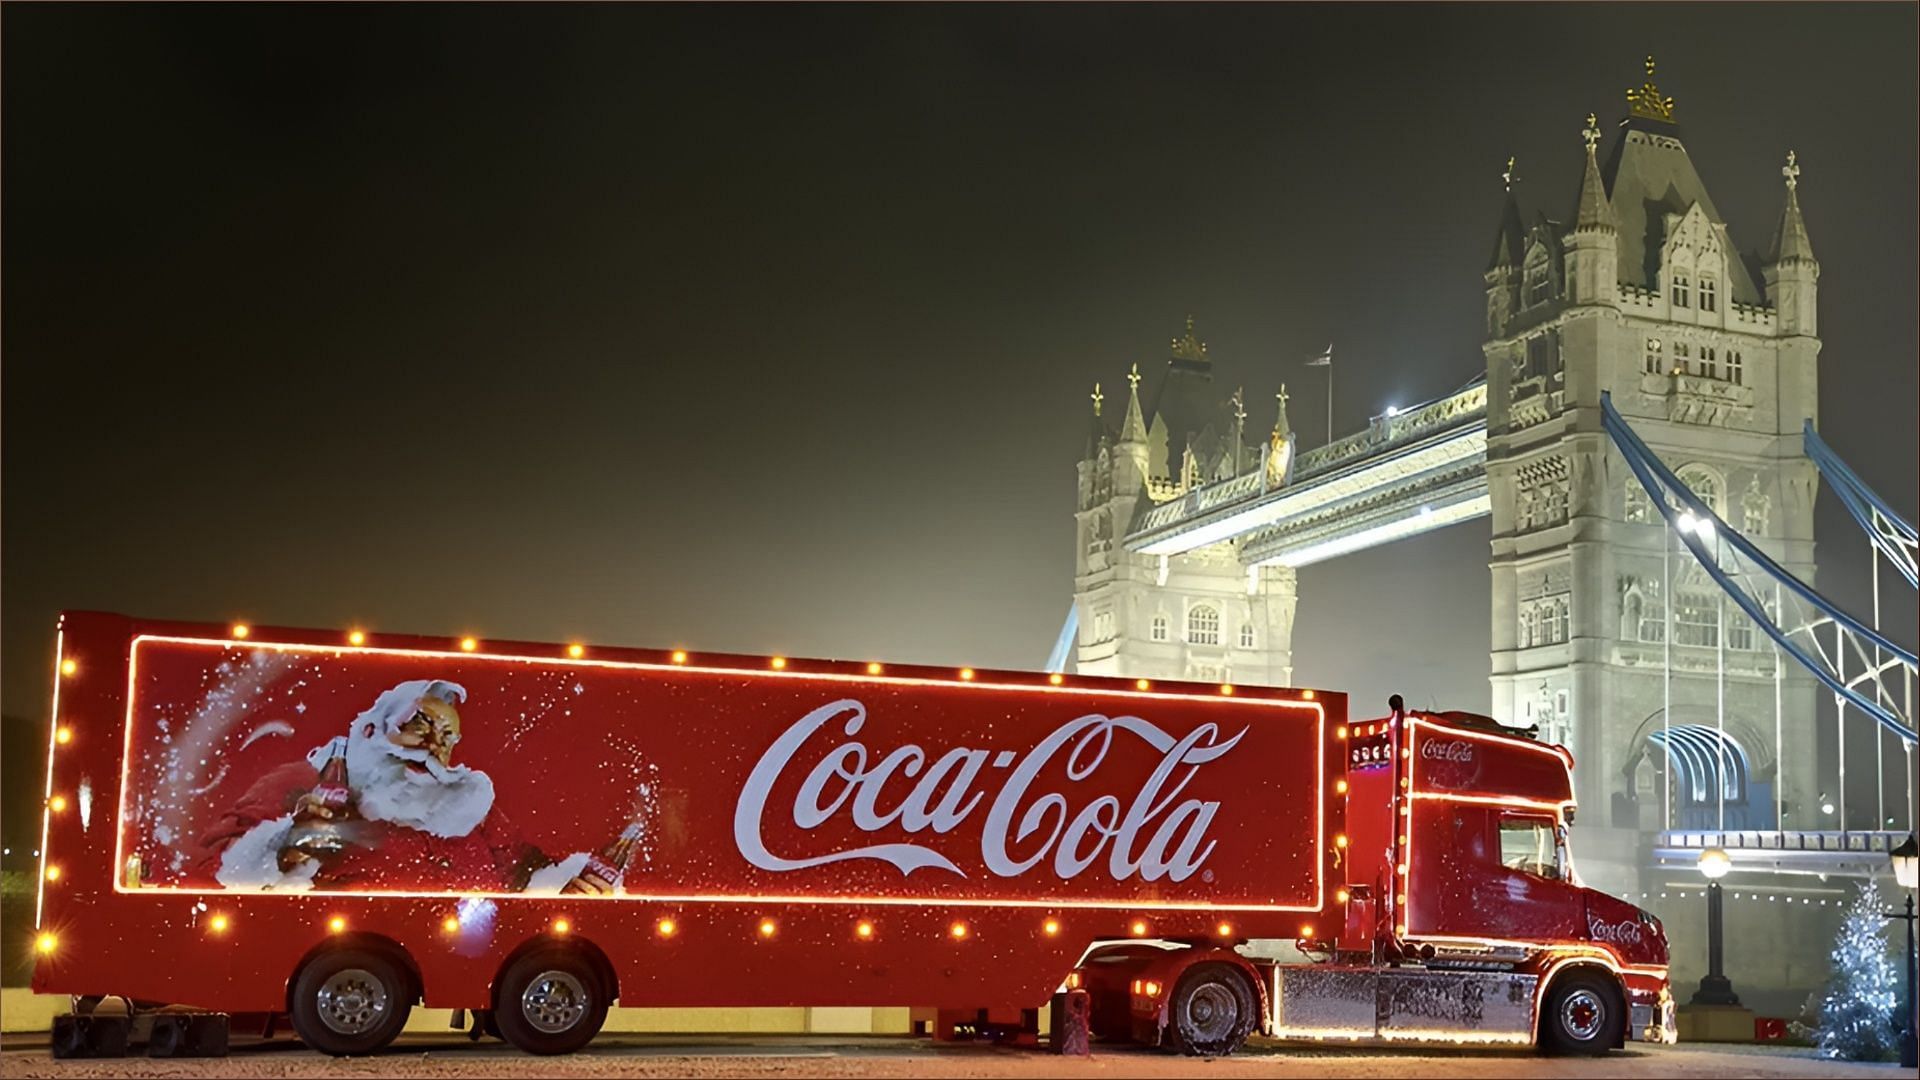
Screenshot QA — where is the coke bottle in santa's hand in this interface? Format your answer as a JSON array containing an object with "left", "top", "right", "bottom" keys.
[
  {"left": 281, "top": 736, "right": 357, "bottom": 872},
  {"left": 562, "top": 817, "right": 645, "bottom": 895}
]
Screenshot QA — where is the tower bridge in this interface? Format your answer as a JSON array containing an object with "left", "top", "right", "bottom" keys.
[{"left": 1061, "top": 61, "right": 1915, "bottom": 1010}]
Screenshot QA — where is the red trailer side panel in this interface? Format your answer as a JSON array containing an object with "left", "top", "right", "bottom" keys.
[{"left": 36, "top": 614, "right": 1343, "bottom": 1012}]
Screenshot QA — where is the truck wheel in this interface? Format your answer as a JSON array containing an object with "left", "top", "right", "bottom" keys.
[
  {"left": 494, "top": 946, "right": 608, "bottom": 1055},
  {"left": 1541, "top": 970, "right": 1617, "bottom": 1055},
  {"left": 1166, "top": 962, "right": 1256, "bottom": 1056},
  {"left": 288, "top": 948, "right": 412, "bottom": 1056}
]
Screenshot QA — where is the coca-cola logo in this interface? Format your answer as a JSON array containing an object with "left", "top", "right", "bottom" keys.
[
  {"left": 1420, "top": 739, "right": 1474, "bottom": 764},
  {"left": 733, "top": 699, "right": 1246, "bottom": 883},
  {"left": 1587, "top": 915, "right": 1644, "bottom": 946}
]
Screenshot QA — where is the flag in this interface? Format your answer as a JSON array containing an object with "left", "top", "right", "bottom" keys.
[{"left": 1305, "top": 344, "right": 1333, "bottom": 367}]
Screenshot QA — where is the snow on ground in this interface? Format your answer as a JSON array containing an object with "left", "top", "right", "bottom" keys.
[{"left": 0, "top": 1036, "right": 1904, "bottom": 1080}]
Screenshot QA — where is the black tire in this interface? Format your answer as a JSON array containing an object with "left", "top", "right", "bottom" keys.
[
  {"left": 288, "top": 947, "right": 413, "bottom": 1056},
  {"left": 1165, "top": 962, "right": 1257, "bottom": 1057},
  {"left": 1540, "top": 970, "right": 1619, "bottom": 1055},
  {"left": 493, "top": 945, "right": 609, "bottom": 1055}
]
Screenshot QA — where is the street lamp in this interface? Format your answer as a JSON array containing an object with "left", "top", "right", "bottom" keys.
[
  {"left": 1889, "top": 834, "right": 1917, "bottom": 1069},
  {"left": 1691, "top": 847, "right": 1741, "bottom": 1006}
]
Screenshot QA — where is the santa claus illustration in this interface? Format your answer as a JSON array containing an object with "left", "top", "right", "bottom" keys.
[{"left": 201, "top": 679, "right": 593, "bottom": 893}]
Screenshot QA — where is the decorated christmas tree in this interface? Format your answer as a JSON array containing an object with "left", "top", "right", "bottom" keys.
[{"left": 1795, "top": 878, "right": 1900, "bottom": 1061}]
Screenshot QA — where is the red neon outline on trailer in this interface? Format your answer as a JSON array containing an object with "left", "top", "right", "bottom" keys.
[
  {"left": 110, "top": 632, "right": 1329, "bottom": 913},
  {"left": 35, "top": 627, "right": 66, "bottom": 929}
]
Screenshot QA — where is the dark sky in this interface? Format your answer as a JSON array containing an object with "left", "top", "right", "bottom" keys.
[{"left": 5, "top": 5, "right": 1915, "bottom": 731}]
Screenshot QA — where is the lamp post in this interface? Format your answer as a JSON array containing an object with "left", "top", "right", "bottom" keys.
[
  {"left": 1889, "top": 834, "right": 1917, "bottom": 1069},
  {"left": 1691, "top": 847, "right": 1741, "bottom": 1005}
]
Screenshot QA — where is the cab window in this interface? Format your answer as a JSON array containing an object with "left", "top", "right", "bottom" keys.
[{"left": 1498, "top": 815, "right": 1562, "bottom": 880}]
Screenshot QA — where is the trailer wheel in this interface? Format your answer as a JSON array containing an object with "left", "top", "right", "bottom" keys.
[
  {"left": 1166, "top": 962, "right": 1256, "bottom": 1056},
  {"left": 493, "top": 946, "right": 608, "bottom": 1055},
  {"left": 288, "top": 948, "right": 412, "bottom": 1056},
  {"left": 1540, "top": 969, "right": 1618, "bottom": 1055}
]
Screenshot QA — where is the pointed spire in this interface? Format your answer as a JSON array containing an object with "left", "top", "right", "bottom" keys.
[
  {"left": 1272, "top": 383, "right": 1292, "bottom": 442},
  {"left": 1084, "top": 382, "right": 1109, "bottom": 457},
  {"left": 1768, "top": 150, "right": 1815, "bottom": 265},
  {"left": 1118, "top": 363, "right": 1148, "bottom": 443},
  {"left": 1487, "top": 157, "right": 1526, "bottom": 271},
  {"left": 1574, "top": 113, "right": 1615, "bottom": 232},
  {"left": 1265, "top": 384, "right": 1294, "bottom": 489}
]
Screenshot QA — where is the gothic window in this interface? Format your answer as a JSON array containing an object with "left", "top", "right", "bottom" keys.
[
  {"left": 1726, "top": 350, "right": 1744, "bottom": 386},
  {"left": 1671, "top": 274, "right": 1690, "bottom": 308},
  {"left": 1238, "top": 622, "right": 1256, "bottom": 649},
  {"left": 1526, "top": 263, "right": 1553, "bottom": 307},
  {"left": 1677, "top": 464, "right": 1726, "bottom": 518},
  {"left": 1644, "top": 338, "right": 1663, "bottom": 375},
  {"left": 1702, "top": 346, "right": 1717, "bottom": 380},
  {"left": 1549, "top": 598, "right": 1570, "bottom": 644},
  {"left": 1151, "top": 614, "right": 1169, "bottom": 642},
  {"left": 1187, "top": 605, "right": 1220, "bottom": 647},
  {"left": 1672, "top": 341, "right": 1689, "bottom": 375},
  {"left": 1699, "top": 276, "right": 1718, "bottom": 312},
  {"left": 1624, "top": 482, "right": 1653, "bottom": 524},
  {"left": 1621, "top": 589, "right": 1643, "bottom": 641},
  {"left": 1743, "top": 478, "right": 1770, "bottom": 536},
  {"left": 1727, "top": 608, "right": 1757, "bottom": 651},
  {"left": 1525, "top": 333, "right": 1559, "bottom": 381},
  {"left": 1638, "top": 579, "right": 1667, "bottom": 643},
  {"left": 1674, "top": 591, "right": 1719, "bottom": 648},
  {"left": 1093, "top": 609, "right": 1115, "bottom": 643}
]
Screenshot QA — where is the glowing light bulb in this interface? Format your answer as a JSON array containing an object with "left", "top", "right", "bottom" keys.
[
  {"left": 1216, "top": 921, "right": 1233, "bottom": 938},
  {"left": 867, "top": 662, "right": 883, "bottom": 675},
  {"left": 348, "top": 631, "right": 366, "bottom": 646},
  {"left": 1334, "top": 834, "right": 1349, "bottom": 849},
  {"left": 35, "top": 933, "right": 55, "bottom": 954},
  {"left": 1334, "top": 779, "right": 1348, "bottom": 795},
  {"left": 231, "top": 624, "right": 251, "bottom": 639},
  {"left": 459, "top": 637, "right": 478, "bottom": 652},
  {"left": 1302, "top": 689, "right": 1315, "bottom": 700},
  {"left": 770, "top": 657, "right": 787, "bottom": 670},
  {"left": 959, "top": 668, "right": 975, "bottom": 681},
  {"left": 948, "top": 921, "right": 969, "bottom": 940},
  {"left": 1042, "top": 918, "right": 1061, "bottom": 937},
  {"left": 328, "top": 917, "right": 346, "bottom": 933},
  {"left": 1048, "top": 673, "right": 1063, "bottom": 685},
  {"left": 1336, "top": 888, "right": 1350, "bottom": 904},
  {"left": 567, "top": 644, "right": 585, "bottom": 659},
  {"left": 1136, "top": 679, "right": 1151, "bottom": 691},
  {"left": 1336, "top": 726, "right": 1348, "bottom": 740},
  {"left": 1219, "top": 684, "right": 1235, "bottom": 696},
  {"left": 758, "top": 918, "right": 777, "bottom": 939},
  {"left": 656, "top": 918, "right": 677, "bottom": 938},
  {"left": 671, "top": 650, "right": 688, "bottom": 664},
  {"left": 60, "top": 659, "right": 78, "bottom": 677},
  {"left": 45, "top": 866, "right": 61, "bottom": 882},
  {"left": 551, "top": 918, "right": 571, "bottom": 935},
  {"left": 855, "top": 920, "right": 874, "bottom": 940},
  {"left": 210, "top": 914, "right": 230, "bottom": 933},
  {"left": 1129, "top": 920, "right": 1148, "bottom": 937},
  {"left": 1299, "top": 924, "right": 1315, "bottom": 938},
  {"left": 443, "top": 916, "right": 461, "bottom": 933},
  {"left": 48, "top": 795, "right": 67, "bottom": 813}
]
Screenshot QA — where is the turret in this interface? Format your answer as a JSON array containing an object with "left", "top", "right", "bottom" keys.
[
  {"left": 1764, "top": 150, "right": 1819, "bottom": 337},
  {"left": 1562, "top": 113, "right": 1618, "bottom": 308},
  {"left": 1484, "top": 157, "right": 1526, "bottom": 336}
]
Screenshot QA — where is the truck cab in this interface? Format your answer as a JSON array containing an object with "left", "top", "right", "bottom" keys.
[{"left": 1092, "top": 698, "right": 1675, "bottom": 1055}]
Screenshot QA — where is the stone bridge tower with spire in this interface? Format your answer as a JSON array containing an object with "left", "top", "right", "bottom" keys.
[
  {"left": 1482, "top": 59, "right": 1822, "bottom": 898},
  {"left": 1073, "top": 319, "right": 1300, "bottom": 686}
]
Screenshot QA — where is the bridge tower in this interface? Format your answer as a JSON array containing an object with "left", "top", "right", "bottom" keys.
[
  {"left": 1483, "top": 63, "right": 1822, "bottom": 898},
  {"left": 1073, "top": 320, "right": 1300, "bottom": 686}
]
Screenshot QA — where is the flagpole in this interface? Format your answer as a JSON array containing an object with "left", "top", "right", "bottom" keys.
[{"left": 1326, "top": 359, "right": 1333, "bottom": 446}]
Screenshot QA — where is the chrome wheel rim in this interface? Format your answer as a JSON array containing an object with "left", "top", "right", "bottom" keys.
[
  {"left": 1560, "top": 988, "right": 1605, "bottom": 1041},
  {"left": 316, "top": 968, "right": 390, "bottom": 1036},
  {"left": 1182, "top": 982, "right": 1239, "bottom": 1043},
  {"left": 521, "top": 970, "right": 590, "bottom": 1035}
]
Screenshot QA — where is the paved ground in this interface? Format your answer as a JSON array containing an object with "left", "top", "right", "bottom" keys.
[{"left": 0, "top": 1035, "right": 1905, "bottom": 1079}]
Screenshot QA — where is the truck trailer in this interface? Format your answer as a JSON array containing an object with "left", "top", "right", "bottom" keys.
[{"left": 32, "top": 611, "right": 1675, "bottom": 1057}]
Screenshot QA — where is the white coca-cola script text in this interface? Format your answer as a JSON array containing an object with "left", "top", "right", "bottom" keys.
[
  {"left": 1419, "top": 739, "right": 1475, "bottom": 764},
  {"left": 733, "top": 700, "right": 1247, "bottom": 882}
]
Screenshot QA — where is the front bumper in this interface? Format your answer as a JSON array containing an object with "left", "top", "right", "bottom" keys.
[{"left": 1628, "top": 989, "right": 1678, "bottom": 1045}]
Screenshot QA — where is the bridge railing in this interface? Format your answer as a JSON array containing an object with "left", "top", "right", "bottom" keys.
[{"left": 1656, "top": 829, "right": 1909, "bottom": 854}]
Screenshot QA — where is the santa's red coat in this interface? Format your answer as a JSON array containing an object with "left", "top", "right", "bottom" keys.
[{"left": 192, "top": 760, "right": 546, "bottom": 891}]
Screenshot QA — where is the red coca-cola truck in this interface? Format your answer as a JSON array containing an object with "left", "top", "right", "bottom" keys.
[{"left": 31, "top": 611, "right": 1675, "bottom": 1058}]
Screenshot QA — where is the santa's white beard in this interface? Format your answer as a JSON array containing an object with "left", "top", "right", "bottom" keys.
[
  {"left": 346, "top": 735, "right": 494, "bottom": 839},
  {"left": 215, "top": 814, "right": 320, "bottom": 891}
]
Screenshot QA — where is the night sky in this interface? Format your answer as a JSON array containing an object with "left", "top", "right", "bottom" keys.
[{"left": 5, "top": 5, "right": 1915, "bottom": 743}]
